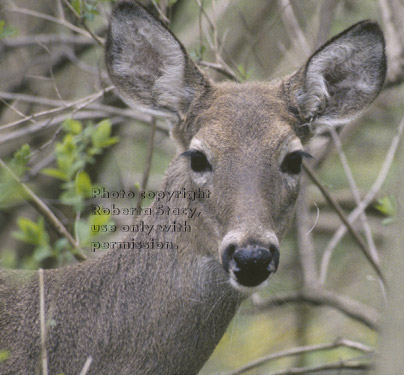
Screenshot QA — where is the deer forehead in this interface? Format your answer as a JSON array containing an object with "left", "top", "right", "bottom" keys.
[{"left": 190, "top": 81, "right": 302, "bottom": 160}]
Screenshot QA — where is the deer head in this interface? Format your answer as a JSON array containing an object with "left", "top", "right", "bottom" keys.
[{"left": 106, "top": 2, "right": 386, "bottom": 291}]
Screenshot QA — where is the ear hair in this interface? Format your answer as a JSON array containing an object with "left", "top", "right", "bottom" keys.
[
  {"left": 105, "top": 1, "right": 209, "bottom": 117},
  {"left": 287, "top": 20, "right": 386, "bottom": 139}
]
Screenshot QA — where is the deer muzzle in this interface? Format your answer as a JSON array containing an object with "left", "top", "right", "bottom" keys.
[{"left": 221, "top": 238, "right": 280, "bottom": 288}]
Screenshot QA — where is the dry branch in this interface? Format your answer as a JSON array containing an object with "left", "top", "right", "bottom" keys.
[
  {"left": 219, "top": 338, "right": 373, "bottom": 375},
  {"left": 303, "top": 163, "right": 385, "bottom": 285},
  {"left": 252, "top": 287, "right": 380, "bottom": 330}
]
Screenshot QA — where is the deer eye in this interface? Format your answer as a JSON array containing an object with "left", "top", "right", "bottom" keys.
[
  {"left": 182, "top": 150, "right": 212, "bottom": 173},
  {"left": 281, "top": 151, "right": 311, "bottom": 175}
]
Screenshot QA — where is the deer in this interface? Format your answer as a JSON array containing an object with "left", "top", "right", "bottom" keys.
[{"left": 0, "top": 2, "right": 386, "bottom": 374}]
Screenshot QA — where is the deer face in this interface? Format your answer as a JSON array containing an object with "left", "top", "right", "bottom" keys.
[
  {"left": 106, "top": 2, "right": 386, "bottom": 290},
  {"left": 179, "top": 82, "right": 307, "bottom": 289}
]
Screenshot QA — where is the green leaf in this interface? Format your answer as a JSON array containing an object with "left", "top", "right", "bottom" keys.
[
  {"left": 91, "top": 119, "right": 119, "bottom": 148},
  {"left": 375, "top": 195, "right": 397, "bottom": 217},
  {"left": 42, "top": 168, "right": 68, "bottom": 181},
  {"left": 60, "top": 190, "right": 84, "bottom": 212},
  {"left": 71, "top": 0, "right": 82, "bottom": 15},
  {"left": 75, "top": 171, "right": 92, "bottom": 197},
  {"left": 13, "top": 217, "right": 49, "bottom": 246},
  {"left": 63, "top": 119, "right": 83, "bottom": 135},
  {"left": 33, "top": 245, "right": 53, "bottom": 263},
  {"left": 9, "top": 144, "right": 31, "bottom": 177},
  {"left": 0, "top": 350, "right": 10, "bottom": 363}
]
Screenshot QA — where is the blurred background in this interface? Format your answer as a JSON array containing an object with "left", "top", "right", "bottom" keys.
[{"left": 1, "top": 0, "right": 404, "bottom": 374}]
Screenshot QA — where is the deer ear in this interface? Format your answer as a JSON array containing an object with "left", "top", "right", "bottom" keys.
[
  {"left": 288, "top": 21, "right": 386, "bottom": 134},
  {"left": 105, "top": 1, "right": 208, "bottom": 116}
]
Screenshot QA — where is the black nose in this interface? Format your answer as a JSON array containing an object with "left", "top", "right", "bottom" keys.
[{"left": 223, "top": 244, "right": 279, "bottom": 287}]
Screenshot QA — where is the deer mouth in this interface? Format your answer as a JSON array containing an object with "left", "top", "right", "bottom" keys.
[{"left": 222, "top": 243, "right": 280, "bottom": 290}]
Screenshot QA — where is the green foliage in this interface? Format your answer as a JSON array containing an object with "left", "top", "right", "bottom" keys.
[
  {"left": 70, "top": 0, "right": 116, "bottom": 21},
  {"left": 12, "top": 216, "right": 65, "bottom": 265},
  {"left": 375, "top": 195, "right": 397, "bottom": 225},
  {"left": 0, "top": 145, "right": 31, "bottom": 207},
  {"left": 0, "top": 20, "right": 18, "bottom": 39},
  {"left": 9, "top": 144, "right": 31, "bottom": 177},
  {"left": 8, "top": 118, "right": 118, "bottom": 267},
  {"left": 42, "top": 118, "right": 119, "bottom": 212}
]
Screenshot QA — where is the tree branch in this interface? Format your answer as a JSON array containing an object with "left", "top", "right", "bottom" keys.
[
  {"left": 303, "top": 163, "right": 385, "bottom": 285},
  {"left": 252, "top": 287, "right": 380, "bottom": 330}
]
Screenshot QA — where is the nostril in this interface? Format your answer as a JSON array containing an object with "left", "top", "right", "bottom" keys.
[
  {"left": 269, "top": 244, "right": 280, "bottom": 273},
  {"left": 221, "top": 244, "right": 236, "bottom": 272}
]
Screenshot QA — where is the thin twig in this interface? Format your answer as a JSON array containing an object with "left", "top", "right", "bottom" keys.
[
  {"left": 0, "top": 112, "right": 115, "bottom": 147},
  {"left": 378, "top": 0, "right": 404, "bottom": 87},
  {"left": 252, "top": 287, "right": 380, "bottom": 330},
  {"left": 5, "top": 6, "right": 93, "bottom": 40},
  {"left": 0, "top": 92, "right": 171, "bottom": 138},
  {"left": 330, "top": 128, "right": 380, "bottom": 264},
  {"left": 0, "top": 34, "right": 95, "bottom": 48},
  {"left": 320, "top": 113, "right": 404, "bottom": 283},
  {"left": 295, "top": 182, "right": 318, "bottom": 287},
  {"left": 39, "top": 268, "right": 48, "bottom": 375},
  {"left": 0, "top": 87, "right": 114, "bottom": 131},
  {"left": 197, "top": 60, "right": 239, "bottom": 81},
  {"left": 151, "top": 0, "right": 171, "bottom": 25},
  {"left": 62, "top": 0, "right": 105, "bottom": 47},
  {"left": 0, "top": 158, "right": 87, "bottom": 261},
  {"left": 303, "top": 163, "right": 385, "bottom": 285},
  {"left": 277, "top": 0, "right": 311, "bottom": 56},
  {"left": 315, "top": 0, "right": 337, "bottom": 48},
  {"left": 218, "top": 338, "right": 373, "bottom": 375},
  {"left": 265, "top": 359, "right": 371, "bottom": 375}
]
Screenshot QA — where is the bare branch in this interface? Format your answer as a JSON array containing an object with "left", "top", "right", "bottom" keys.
[
  {"left": 252, "top": 288, "right": 380, "bottom": 330},
  {"left": 5, "top": 6, "right": 94, "bottom": 40},
  {"left": 219, "top": 338, "right": 373, "bottom": 375},
  {"left": 320, "top": 113, "right": 404, "bottom": 284},
  {"left": 61, "top": 0, "right": 105, "bottom": 47},
  {"left": 197, "top": 60, "right": 239, "bottom": 82},
  {"left": 0, "top": 111, "right": 115, "bottom": 147},
  {"left": 0, "top": 34, "right": 95, "bottom": 48},
  {"left": 303, "top": 163, "right": 385, "bottom": 285},
  {"left": 265, "top": 359, "right": 371, "bottom": 375},
  {"left": 378, "top": 0, "right": 404, "bottom": 87},
  {"left": 0, "top": 87, "right": 114, "bottom": 131},
  {"left": 315, "top": 0, "right": 337, "bottom": 48},
  {"left": 330, "top": 128, "right": 385, "bottom": 299},
  {"left": 277, "top": 0, "right": 311, "bottom": 57},
  {"left": 0, "top": 91, "right": 171, "bottom": 136},
  {"left": 295, "top": 182, "right": 318, "bottom": 287}
]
